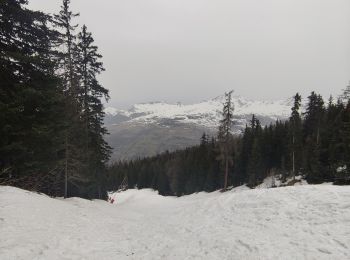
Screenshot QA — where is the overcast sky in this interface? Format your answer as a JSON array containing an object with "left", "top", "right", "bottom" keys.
[{"left": 29, "top": 0, "right": 350, "bottom": 108}]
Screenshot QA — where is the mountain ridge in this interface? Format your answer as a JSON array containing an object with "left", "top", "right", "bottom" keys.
[
  {"left": 105, "top": 93, "right": 294, "bottom": 130},
  {"left": 104, "top": 93, "right": 296, "bottom": 161}
]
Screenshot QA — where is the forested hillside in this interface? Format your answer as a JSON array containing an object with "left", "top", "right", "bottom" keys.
[
  {"left": 0, "top": 0, "right": 110, "bottom": 198},
  {"left": 107, "top": 90, "right": 350, "bottom": 195}
]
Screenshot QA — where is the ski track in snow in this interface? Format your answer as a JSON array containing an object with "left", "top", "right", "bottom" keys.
[{"left": 0, "top": 185, "right": 350, "bottom": 260}]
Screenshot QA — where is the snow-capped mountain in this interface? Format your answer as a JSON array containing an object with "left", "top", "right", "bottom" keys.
[
  {"left": 105, "top": 94, "right": 293, "bottom": 131},
  {"left": 105, "top": 94, "right": 294, "bottom": 161}
]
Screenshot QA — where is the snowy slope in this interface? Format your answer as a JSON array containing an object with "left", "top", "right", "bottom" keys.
[
  {"left": 1, "top": 185, "right": 350, "bottom": 260},
  {"left": 105, "top": 94, "right": 293, "bottom": 130}
]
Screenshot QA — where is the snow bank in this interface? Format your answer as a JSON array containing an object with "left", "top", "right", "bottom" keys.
[
  {"left": 256, "top": 175, "right": 308, "bottom": 189},
  {"left": 1, "top": 185, "right": 350, "bottom": 259}
]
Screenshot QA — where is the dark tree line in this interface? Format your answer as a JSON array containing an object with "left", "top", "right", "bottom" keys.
[
  {"left": 107, "top": 90, "right": 350, "bottom": 196},
  {"left": 0, "top": 0, "right": 111, "bottom": 198}
]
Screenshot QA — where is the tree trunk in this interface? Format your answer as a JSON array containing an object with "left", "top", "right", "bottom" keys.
[
  {"left": 292, "top": 135, "right": 295, "bottom": 180},
  {"left": 64, "top": 134, "right": 68, "bottom": 198},
  {"left": 224, "top": 156, "right": 228, "bottom": 190}
]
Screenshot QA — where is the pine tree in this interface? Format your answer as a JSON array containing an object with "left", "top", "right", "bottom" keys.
[
  {"left": 54, "top": 0, "right": 79, "bottom": 93},
  {"left": 76, "top": 25, "right": 111, "bottom": 198},
  {"left": 247, "top": 138, "right": 263, "bottom": 187},
  {"left": 246, "top": 115, "right": 264, "bottom": 187},
  {"left": 54, "top": 0, "right": 84, "bottom": 198},
  {"left": 217, "top": 91, "right": 235, "bottom": 190},
  {"left": 289, "top": 93, "right": 302, "bottom": 177},
  {"left": 336, "top": 101, "right": 350, "bottom": 183},
  {"left": 200, "top": 132, "right": 209, "bottom": 146},
  {"left": 303, "top": 92, "right": 325, "bottom": 182},
  {"left": 0, "top": 0, "right": 65, "bottom": 194},
  {"left": 303, "top": 92, "right": 325, "bottom": 143},
  {"left": 325, "top": 97, "right": 344, "bottom": 180}
]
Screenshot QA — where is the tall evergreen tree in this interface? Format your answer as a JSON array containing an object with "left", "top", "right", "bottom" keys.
[
  {"left": 303, "top": 92, "right": 325, "bottom": 144},
  {"left": 289, "top": 93, "right": 302, "bottom": 177},
  {"left": 303, "top": 92, "right": 325, "bottom": 182},
  {"left": 325, "top": 97, "right": 344, "bottom": 180},
  {"left": 246, "top": 115, "right": 264, "bottom": 186},
  {"left": 337, "top": 101, "right": 350, "bottom": 182},
  {"left": 0, "top": 0, "right": 65, "bottom": 194},
  {"left": 217, "top": 91, "right": 235, "bottom": 190},
  {"left": 54, "top": 0, "right": 79, "bottom": 93},
  {"left": 54, "top": 0, "right": 85, "bottom": 197},
  {"left": 76, "top": 24, "right": 111, "bottom": 198},
  {"left": 0, "top": 0, "right": 111, "bottom": 198}
]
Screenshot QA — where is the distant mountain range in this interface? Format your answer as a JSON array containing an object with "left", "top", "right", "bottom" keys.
[{"left": 104, "top": 94, "right": 294, "bottom": 161}]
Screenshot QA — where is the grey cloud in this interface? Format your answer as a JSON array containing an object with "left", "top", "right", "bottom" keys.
[{"left": 29, "top": 0, "right": 350, "bottom": 107}]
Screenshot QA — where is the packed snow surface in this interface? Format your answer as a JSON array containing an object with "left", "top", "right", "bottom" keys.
[{"left": 1, "top": 185, "right": 350, "bottom": 260}]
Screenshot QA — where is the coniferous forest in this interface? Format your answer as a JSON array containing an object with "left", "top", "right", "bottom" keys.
[
  {"left": 1, "top": 0, "right": 350, "bottom": 199},
  {"left": 107, "top": 90, "right": 350, "bottom": 196},
  {"left": 0, "top": 0, "right": 111, "bottom": 198}
]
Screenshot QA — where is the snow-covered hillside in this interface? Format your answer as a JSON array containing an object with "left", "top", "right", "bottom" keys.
[
  {"left": 1, "top": 185, "right": 349, "bottom": 260},
  {"left": 105, "top": 94, "right": 293, "bottom": 130}
]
